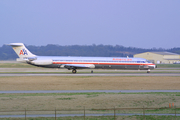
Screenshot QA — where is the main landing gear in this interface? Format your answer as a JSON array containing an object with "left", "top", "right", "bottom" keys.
[
  {"left": 147, "top": 69, "right": 150, "bottom": 73},
  {"left": 71, "top": 69, "right": 93, "bottom": 74},
  {"left": 72, "top": 69, "right": 77, "bottom": 74}
]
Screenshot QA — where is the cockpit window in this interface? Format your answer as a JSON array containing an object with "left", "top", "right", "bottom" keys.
[{"left": 146, "top": 60, "right": 151, "bottom": 63}]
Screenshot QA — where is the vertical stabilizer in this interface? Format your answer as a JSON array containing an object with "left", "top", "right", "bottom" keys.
[{"left": 8, "top": 43, "right": 36, "bottom": 58}]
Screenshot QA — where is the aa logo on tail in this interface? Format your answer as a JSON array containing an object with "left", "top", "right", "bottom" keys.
[{"left": 19, "top": 49, "right": 28, "bottom": 55}]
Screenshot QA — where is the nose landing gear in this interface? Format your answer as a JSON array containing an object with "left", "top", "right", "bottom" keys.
[{"left": 147, "top": 69, "right": 150, "bottom": 73}]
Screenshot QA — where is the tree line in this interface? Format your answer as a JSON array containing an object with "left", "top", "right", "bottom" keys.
[{"left": 0, "top": 44, "right": 180, "bottom": 60}]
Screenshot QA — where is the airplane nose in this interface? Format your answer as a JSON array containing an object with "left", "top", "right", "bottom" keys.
[
  {"left": 153, "top": 64, "right": 156, "bottom": 68},
  {"left": 148, "top": 64, "right": 156, "bottom": 69}
]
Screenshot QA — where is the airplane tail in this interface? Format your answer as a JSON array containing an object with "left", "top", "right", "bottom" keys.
[{"left": 8, "top": 43, "right": 36, "bottom": 59}]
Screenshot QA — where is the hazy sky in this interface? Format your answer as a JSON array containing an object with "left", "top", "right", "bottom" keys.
[{"left": 0, "top": 0, "right": 180, "bottom": 48}]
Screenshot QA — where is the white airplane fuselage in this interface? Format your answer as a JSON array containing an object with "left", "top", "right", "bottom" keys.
[{"left": 8, "top": 43, "right": 156, "bottom": 73}]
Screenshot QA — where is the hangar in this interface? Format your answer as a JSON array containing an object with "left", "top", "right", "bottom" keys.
[{"left": 134, "top": 52, "right": 180, "bottom": 64}]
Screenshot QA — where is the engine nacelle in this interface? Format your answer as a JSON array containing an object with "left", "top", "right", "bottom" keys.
[
  {"left": 16, "top": 58, "right": 28, "bottom": 63},
  {"left": 30, "top": 59, "right": 53, "bottom": 65}
]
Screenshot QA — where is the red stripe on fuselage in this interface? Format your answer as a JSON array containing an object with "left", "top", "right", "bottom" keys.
[{"left": 52, "top": 62, "right": 154, "bottom": 66}]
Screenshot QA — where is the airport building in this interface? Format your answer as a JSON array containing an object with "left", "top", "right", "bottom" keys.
[{"left": 134, "top": 52, "right": 180, "bottom": 64}]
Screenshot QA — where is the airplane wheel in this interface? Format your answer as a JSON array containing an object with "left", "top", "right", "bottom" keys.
[
  {"left": 147, "top": 69, "right": 150, "bottom": 73},
  {"left": 72, "top": 69, "right": 77, "bottom": 74}
]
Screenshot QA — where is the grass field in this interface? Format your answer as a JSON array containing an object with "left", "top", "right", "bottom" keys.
[
  {"left": 0, "top": 76, "right": 180, "bottom": 112},
  {"left": 0, "top": 76, "right": 180, "bottom": 90},
  {"left": 157, "top": 64, "right": 180, "bottom": 68},
  {"left": 0, "top": 62, "right": 35, "bottom": 68},
  {"left": 0, "top": 92, "right": 180, "bottom": 113},
  {"left": 0, "top": 92, "right": 179, "bottom": 120},
  {"left": 0, "top": 116, "right": 180, "bottom": 120}
]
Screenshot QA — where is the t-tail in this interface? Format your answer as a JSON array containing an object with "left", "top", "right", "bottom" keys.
[{"left": 8, "top": 43, "right": 36, "bottom": 62}]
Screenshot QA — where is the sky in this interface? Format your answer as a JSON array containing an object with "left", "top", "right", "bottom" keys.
[{"left": 0, "top": 0, "right": 180, "bottom": 49}]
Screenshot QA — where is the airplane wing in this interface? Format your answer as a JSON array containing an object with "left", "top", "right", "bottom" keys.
[{"left": 63, "top": 64, "right": 95, "bottom": 69}]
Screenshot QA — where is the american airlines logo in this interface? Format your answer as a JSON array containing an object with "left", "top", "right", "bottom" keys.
[{"left": 19, "top": 49, "right": 28, "bottom": 55}]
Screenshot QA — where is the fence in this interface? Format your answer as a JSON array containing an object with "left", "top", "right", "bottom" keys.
[{"left": 0, "top": 106, "right": 179, "bottom": 120}]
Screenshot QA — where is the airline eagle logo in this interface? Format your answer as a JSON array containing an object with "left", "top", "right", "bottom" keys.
[{"left": 19, "top": 49, "right": 28, "bottom": 55}]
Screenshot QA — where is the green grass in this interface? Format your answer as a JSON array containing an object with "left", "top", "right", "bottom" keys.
[
  {"left": 56, "top": 97, "right": 75, "bottom": 100},
  {"left": 0, "top": 116, "right": 117, "bottom": 120},
  {"left": 0, "top": 92, "right": 180, "bottom": 98},
  {"left": 0, "top": 63, "right": 36, "bottom": 68},
  {"left": 92, "top": 106, "right": 180, "bottom": 114},
  {"left": 0, "top": 116, "right": 179, "bottom": 120},
  {"left": 137, "top": 115, "right": 180, "bottom": 120},
  {"left": 145, "top": 107, "right": 180, "bottom": 113},
  {"left": 0, "top": 92, "right": 109, "bottom": 98},
  {"left": 0, "top": 92, "right": 180, "bottom": 119},
  {"left": 157, "top": 64, "right": 180, "bottom": 68}
]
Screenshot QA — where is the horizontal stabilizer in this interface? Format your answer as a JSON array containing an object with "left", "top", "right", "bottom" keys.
[{"left": 7, "top": 43, "right": 24, "bottom": 47}]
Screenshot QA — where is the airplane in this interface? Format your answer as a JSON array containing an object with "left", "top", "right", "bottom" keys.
[{"left": 8, "top": 43, "right": 156, "bottom": 73}]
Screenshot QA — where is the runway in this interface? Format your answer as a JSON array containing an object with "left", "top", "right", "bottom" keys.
[
  {"left": 0, "top": 67, "right": 180, "bottom": 76},
  {"left": 1, "top": 73, "right": 180, "bottom": 76}
]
